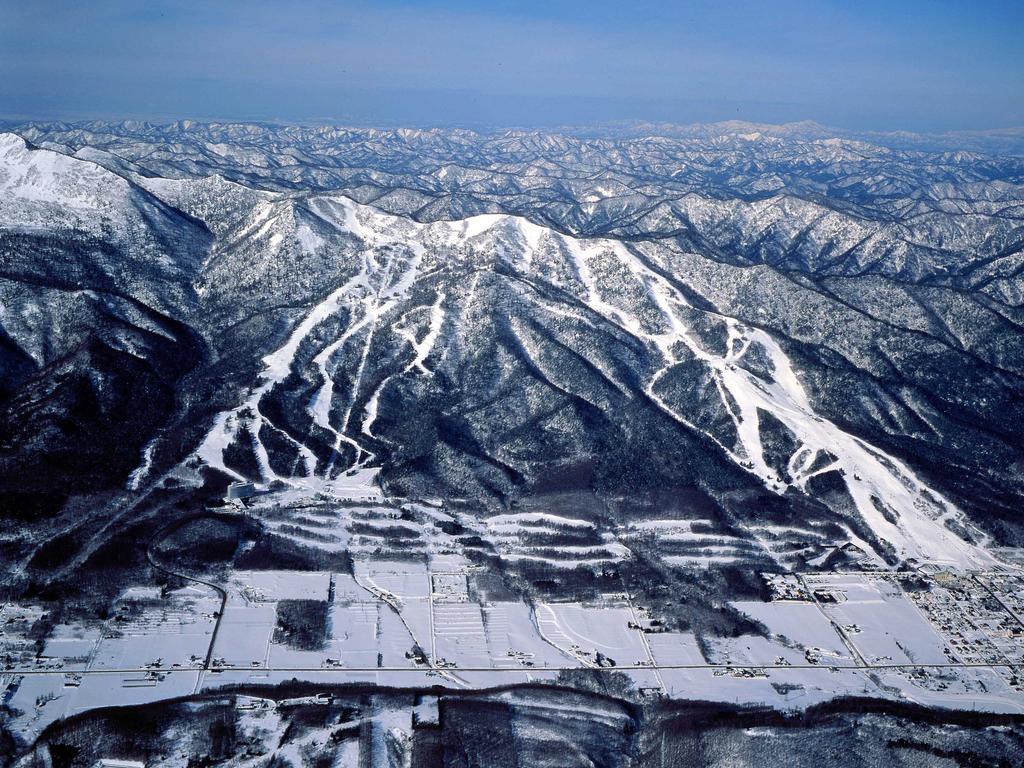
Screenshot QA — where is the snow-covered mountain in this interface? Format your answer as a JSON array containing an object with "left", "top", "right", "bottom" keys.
[{"left": 1, "top": 122, "right": 1023, "bottom": 589}]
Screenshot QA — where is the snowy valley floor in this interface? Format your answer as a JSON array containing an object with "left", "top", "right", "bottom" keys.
[{"left": 4, "top": 488, "right": 1024, "bottom": 752}]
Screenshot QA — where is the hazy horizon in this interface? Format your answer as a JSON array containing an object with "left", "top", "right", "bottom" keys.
[{"left": 2, "top": 1, "right": 1022, "bottom": 133}]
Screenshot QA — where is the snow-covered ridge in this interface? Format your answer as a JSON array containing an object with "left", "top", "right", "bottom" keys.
[
  {"left": 187, "top": 192, "right": 992, "bottom": 569},
  {"left": 1, "top": 132, "right": 144, "bottom": 227}
]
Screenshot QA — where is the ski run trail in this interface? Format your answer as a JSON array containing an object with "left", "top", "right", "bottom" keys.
[{"left": 187, "top": 195, "right": 993, "bottom": 569}]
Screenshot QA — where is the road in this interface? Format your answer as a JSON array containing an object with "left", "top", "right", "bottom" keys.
[
  {"left": 144, "top": 512, "right": 229, "bottom": 691},
  {"left": 7, "top": 661, "right": 1024, "bottom": 676},
  {"left": 796, "top": 573, "right": 869, "bottom": 667}
]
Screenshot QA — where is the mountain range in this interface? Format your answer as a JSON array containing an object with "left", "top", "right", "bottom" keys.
[{"left": 1, "top": 119, "right": 1023, "bottom": 602}]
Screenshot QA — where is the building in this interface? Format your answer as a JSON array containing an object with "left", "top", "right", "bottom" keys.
[{"left": 227, "top": 481, "right": 256, "bottom": 501}]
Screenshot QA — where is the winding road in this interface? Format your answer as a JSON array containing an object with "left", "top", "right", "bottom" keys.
[{"left": 144, "top": 512, "right": 230, "bottom": 685}]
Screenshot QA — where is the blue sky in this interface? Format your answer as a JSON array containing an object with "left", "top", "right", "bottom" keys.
[{"left": 1, "top": 0, "right": 1021, "bottom": 130}]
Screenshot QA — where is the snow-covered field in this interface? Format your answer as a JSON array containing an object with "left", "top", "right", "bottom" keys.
[
  {"left": 730, "top": 600, "right": 854, "bottom": 663},
  {"left": 804, "top": 575, "right": 954, "bottom": 665},
  {"left": 6, "top": 567, "right": 1024, "bottom": 746}
]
